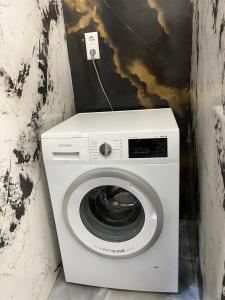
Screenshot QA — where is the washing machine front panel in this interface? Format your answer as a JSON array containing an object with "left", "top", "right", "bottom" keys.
[{"left": 63, "top": 168, "right": 163, "bottom": 258}]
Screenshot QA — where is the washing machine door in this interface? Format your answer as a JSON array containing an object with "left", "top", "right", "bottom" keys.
[{"left": 63, "top": 168, "right": 163, "bottom": 258}]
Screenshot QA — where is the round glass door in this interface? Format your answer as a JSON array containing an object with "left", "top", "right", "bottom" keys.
[
  {"left": 63, "top": 168, "right": 163, "bottom": 258},
  {"left": 80, "top": 186, "right": 145, "bottom": 242}
]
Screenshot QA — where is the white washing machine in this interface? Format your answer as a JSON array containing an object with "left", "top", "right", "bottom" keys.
[{"left": 42, "top": 108, "right": 179, "bottom": 293}]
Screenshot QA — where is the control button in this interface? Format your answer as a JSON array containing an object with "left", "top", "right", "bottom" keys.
[{"left": 99, "top": 143, "right": 112, "bottom": 156}]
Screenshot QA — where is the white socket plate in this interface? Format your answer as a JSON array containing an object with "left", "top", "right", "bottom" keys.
[{"left": 84, "top": 32, "right": 100, "bottom": 60}]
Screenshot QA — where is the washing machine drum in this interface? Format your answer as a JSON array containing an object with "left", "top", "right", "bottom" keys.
[{"left": 63, "top": 168, "right": 163, "bottom": 258}]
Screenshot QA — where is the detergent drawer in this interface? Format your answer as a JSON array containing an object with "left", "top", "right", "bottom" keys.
[{"left": 42, "top": 138, "right": 89, "bottom": 164}]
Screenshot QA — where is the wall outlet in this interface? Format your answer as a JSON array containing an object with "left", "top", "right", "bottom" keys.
[{"left": 84, "top": 32, "right": 100, "bottom": 60}]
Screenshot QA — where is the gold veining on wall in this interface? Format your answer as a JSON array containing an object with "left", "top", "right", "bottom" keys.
[
  {"left": 147, "top": 0, "right": 171, "bottom": 35},
  {"left": 64, "top": 0, "right": 88, "bottom": 13},
  {"left": 65, "top": 1, "right": 124, "bottom": 77},
  {"left": 128, "top": 60, "right": 189, "bottom": 116},
  {"left": 64, "top": 0, "right": 189, "bottom": 115},
  {"left": 65, "top": 1, "right": 149, "bottom": 104}
]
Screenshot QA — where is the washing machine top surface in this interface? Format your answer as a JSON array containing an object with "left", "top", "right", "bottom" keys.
[{"left": 42, "top": 108, "right": 178, "bottom": 139}]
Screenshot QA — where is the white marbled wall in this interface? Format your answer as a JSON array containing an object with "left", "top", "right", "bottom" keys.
[
  {"left": 0, "top": 0, "right": 74, "bottom": 299},
  {"left": 191, "top": 0, "right": 225, "bottom": 299}
]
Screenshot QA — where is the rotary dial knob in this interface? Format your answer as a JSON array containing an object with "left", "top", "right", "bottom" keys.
[{"left": 99, "top": 143, "right": 112, "bottom": 156}]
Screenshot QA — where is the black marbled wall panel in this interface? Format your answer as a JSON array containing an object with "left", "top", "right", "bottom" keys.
[{"left": 62, "top": 0, "right": 193, "bottom": 215}]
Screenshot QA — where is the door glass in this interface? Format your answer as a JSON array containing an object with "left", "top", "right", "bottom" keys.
[{"left": 80, "top": 185, "right": 145, "bottom": 242}]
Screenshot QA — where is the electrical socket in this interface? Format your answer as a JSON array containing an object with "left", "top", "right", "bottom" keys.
[{"left": 84, "top": 32, "right": 100, "bottom": 60}]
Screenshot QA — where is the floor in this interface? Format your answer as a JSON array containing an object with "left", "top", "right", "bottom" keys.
[{"left": 48, "top": 221, "right": 200, "bottom": 300}]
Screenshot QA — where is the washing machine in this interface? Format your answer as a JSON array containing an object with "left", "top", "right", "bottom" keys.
[{"left": 41, "top": 108, "right": 179, "bottom": 293}]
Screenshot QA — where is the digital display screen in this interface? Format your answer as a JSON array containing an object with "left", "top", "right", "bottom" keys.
[{"left": 129, "top": 138, "right": 167, "bottom": 158}]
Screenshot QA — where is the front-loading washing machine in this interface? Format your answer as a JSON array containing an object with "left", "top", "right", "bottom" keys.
[{"left": 42, "top": 108, "right": 179, "bottom": 293}]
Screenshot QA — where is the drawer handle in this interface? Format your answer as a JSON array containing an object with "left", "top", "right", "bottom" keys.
[{"left": 52, "top": 152, "right": 80, "bottom": 160}]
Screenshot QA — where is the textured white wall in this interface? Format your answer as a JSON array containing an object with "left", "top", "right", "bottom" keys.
[
  {"left": 0, "top": 0, "right": 74, "bottom": 299},
  {"left": 191, "top": 0, "right": 225, "bottom": 299}
]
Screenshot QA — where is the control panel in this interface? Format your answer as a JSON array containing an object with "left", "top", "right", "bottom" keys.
[
  {"left": 89, "top": 135, "right": 169, "bottom": 162},
  {"left": 90, "top": 138, "right": 124, "bottom": 161}
]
